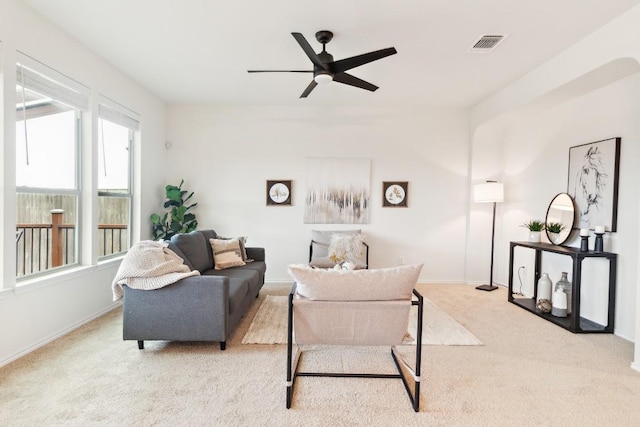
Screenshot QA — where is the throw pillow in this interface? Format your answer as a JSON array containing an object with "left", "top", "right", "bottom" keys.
[
  {"left": 288, "top": 263, "right": 423, "bottom": 301},
  {"left": 216, "top": 235, "right": 249, "bottom": 260},
  {"left": 311, "top": 229, "right": 361, "bottom": 260},
  {"left": 328, "top": 233, "right": 364, "bottom": 264},
  {"left": 210, "top": 238, "right": 246, "bottom": 270}
]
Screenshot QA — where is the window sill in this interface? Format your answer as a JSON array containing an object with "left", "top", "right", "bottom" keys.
[{"left": 98, "top": 254, "right": 126, "bottom": 268}]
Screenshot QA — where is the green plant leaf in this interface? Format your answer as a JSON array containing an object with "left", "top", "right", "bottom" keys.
[
  {"left": 520, "top": 219, "right": 545, "bottom": 231},
  {"left": 166, "top": 187, "right": 182, "bottom": 202},
  {"left": 546, "top": 222, "right": 566, "bottom": 233},
  {"left": 151, "top": 180, "right": 197, "bottom": 239}
]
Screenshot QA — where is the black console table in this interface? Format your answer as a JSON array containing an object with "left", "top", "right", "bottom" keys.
[{"left": 508, "top": 241, "right": 617, "bottom": 333}]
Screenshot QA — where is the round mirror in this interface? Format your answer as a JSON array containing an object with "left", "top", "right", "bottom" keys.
[{"left": 545, "top": 193, "right": 575, "bottom": 245}]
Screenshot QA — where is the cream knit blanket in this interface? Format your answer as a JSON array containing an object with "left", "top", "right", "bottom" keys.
[{"left": 111, "top": 240, "right": 200, "bottom": 301}]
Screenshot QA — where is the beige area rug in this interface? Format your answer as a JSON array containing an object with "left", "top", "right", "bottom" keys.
[{"left": 241, "top": 295, "right": 483, "bottom": 345}]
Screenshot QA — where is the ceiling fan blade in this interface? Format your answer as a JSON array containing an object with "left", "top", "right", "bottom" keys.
[
  {"left": 330, "top": 47, "right": 397, "bottom": 73},
  {"left": 300, "top": 80, "right": 318, "bottom": 98},
  {"left": 291, "top": 32, "right": 327, "bottom": 70},
  {"left": 333, "top": 73, "right": 378, "bottom": 92},
  {"left": 247, "top": 70, "right": 312, "bottom": 73}
]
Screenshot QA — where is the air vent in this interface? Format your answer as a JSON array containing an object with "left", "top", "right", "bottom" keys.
[{"left": 468, "top": 34, "right": 507, "bottom": 53}]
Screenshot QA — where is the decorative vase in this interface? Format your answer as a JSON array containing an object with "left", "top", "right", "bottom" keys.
[
  {"left": 529, "top": 231, "right": 541, "bottom": 243},
  {"left": 555, "top": 272, "right": 572, "bottom": 314},
  {"left": 551, "top": 287, "right": 568, "bottom": 317},
  {"left": 536, "top": 273, "right": 552, "bottom": 304}
]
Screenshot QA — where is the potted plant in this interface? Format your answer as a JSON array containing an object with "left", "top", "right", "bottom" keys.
[
  {"left": 150, "top": 180, "right": 198, "bottom": 240},
  {"left": 546, "top": 222, "right": 566, "bottom": 244},
  {"left": 521, "top": 219, "right": 545, "bottom": 243}
]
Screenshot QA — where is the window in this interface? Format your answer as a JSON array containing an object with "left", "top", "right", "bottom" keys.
[
  {"left": 98, "top": 102, "right": 137, "bottom": 258},
  {"left": 15, "top": 55, "right": 87, "bottom": 278}
]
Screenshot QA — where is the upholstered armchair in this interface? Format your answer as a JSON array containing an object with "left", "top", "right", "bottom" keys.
[
  {"left": 308, "top": 229, "right": 369, "bottom": 269},
  {"left": 286, "top": 263, "right": 424, "bottom": 411}
]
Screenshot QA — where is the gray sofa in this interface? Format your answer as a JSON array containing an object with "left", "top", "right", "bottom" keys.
[{"left": 122, "top": 230, "right": 266, "bottom": 350}]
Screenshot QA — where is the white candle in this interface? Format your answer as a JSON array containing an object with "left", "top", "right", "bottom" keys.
[
  {"left": 595, "top": 225, "right": 605, "bottom": 234},
  {"left": 580, "top": 228, "right": 590, "bottom": 237}
]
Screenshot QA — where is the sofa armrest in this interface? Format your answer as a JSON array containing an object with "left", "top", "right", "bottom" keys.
[
  {"left": 123, "top": 275, "right": 230, "bottom": 343},
  {"left": 245, "top": 247, "right": 265, "bottom": 262}
]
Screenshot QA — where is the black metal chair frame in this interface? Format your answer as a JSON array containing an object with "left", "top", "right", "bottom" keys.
[
  {"left": 308, "top": 239, "right": 370, "bottom": 268},
  {"left": 286, "top": 283, "right": 424, "bottom": 412}
]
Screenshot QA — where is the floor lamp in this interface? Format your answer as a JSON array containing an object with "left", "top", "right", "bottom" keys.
[{"left": 473, "top": 181, "right": 504, "bottom": 292}]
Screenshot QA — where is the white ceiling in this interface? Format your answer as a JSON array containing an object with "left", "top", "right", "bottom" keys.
[{"left": 20, "top": 0, "right": 640, "bottom": 108}]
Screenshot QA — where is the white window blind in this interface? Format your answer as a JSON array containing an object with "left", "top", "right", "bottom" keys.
[
  {"left": 16, "top": 53, "right": 89, "bottom": 111},
  {"left": 98, "top": 102, "right": 140, "bottom": 131}
]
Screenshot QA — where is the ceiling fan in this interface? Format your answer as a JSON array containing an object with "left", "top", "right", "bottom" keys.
[{"left": 248, "top": 31, "right": 397, "bottom": 98}]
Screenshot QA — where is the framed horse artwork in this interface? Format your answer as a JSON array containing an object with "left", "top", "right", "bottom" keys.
[{"left": 567, "top": 137, "right": 621, "bottom": 232}]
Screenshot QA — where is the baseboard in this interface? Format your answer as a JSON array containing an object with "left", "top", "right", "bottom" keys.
[{"left": 0, "top": 302, "right": 121, "bottom": 368}]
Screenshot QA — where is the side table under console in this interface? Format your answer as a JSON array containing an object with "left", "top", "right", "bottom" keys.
[{"left": 508, "top": 241, "right": 617, "bottom": 333}]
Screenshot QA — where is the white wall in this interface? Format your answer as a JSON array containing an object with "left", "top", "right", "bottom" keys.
[
  {"left": 0, "top": 0, "right": 167, "bottom": 366},
  {"left": 470, "top": 5, "right": 640, "bottom": 366},
  {"left": 502, "top": 74, "right": 640, "bottom": 340},
  {"left": 166, "top": 105, "right": 470, "bottom": 283}
]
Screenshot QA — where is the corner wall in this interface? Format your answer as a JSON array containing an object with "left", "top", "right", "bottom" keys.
[
  {"left": 0, "top": 0, "right": 167, "bottom": 366},
  {"left": 470, "top": 5, "right": 640, "bottom": 366}
]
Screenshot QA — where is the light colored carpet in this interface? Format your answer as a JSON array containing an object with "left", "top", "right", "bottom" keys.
[
  {"left": 1, "top": 283, "right": 639, "bottom": 426},
  {"left": 242, "top": 295, "right": 483, "bottom": 346}
]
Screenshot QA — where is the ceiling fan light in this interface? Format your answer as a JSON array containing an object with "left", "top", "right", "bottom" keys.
[{"left": 314, "top": 73, "right": 333, "bottom": 84}]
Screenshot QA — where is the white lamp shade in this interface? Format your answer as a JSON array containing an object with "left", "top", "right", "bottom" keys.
[{"left": 474, "top": 182, "right": 504, "bottom": 203}]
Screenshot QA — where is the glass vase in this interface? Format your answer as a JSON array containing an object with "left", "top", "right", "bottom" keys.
[{"left": 555, "top": 272, "right": 572, "bottom": 314}]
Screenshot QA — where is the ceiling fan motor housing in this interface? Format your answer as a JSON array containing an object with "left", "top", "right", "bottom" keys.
[{"left": 314, "top": 51, "right": 335, "bottom": 82}]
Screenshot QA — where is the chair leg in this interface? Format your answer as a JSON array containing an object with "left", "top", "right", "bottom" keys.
[
  {"left": 391, "top": 347, "right": 420, "bottom": 412},
  {"left": 220, "top": 341, "right": 226, "bottom": 351},
  {"left": 286, "top": 384, "right": 293, "bottom": 409},
  {"left": 137, "top": 340, "right": 144, "bottom": 350},
  {"left": 286, "top": 287, "right": 298, "bottom": 409}
]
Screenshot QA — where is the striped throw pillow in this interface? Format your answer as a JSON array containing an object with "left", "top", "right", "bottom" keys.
[{"left": 210, "top": 238, "right": 246, "bottom": 270}]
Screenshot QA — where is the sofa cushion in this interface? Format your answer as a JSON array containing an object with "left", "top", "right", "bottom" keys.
[
  {"left": 203, "top": 267, "right": 261, "bottom": 299},
  {"left": 166, "top": 241, "right": 194, "bottom": 271},
  {"left": 171, "top": 231, "right": 212, "bottom": 273},
  {"left": 288, "top": 263, "right": 423, "bottom": 301},
  {"left": 210, "top": 238, "right": 246, "bottom": 270},
  {"left": 236, "top": 260, "right": 267, "bottom": 283},
  {"left": 199, "top": 229, "right": 218, "bottom": 263}
]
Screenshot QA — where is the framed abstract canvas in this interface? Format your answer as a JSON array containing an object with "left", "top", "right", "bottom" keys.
[{"left": 304, "top": 158, "right": 370, "bottom": 224}]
